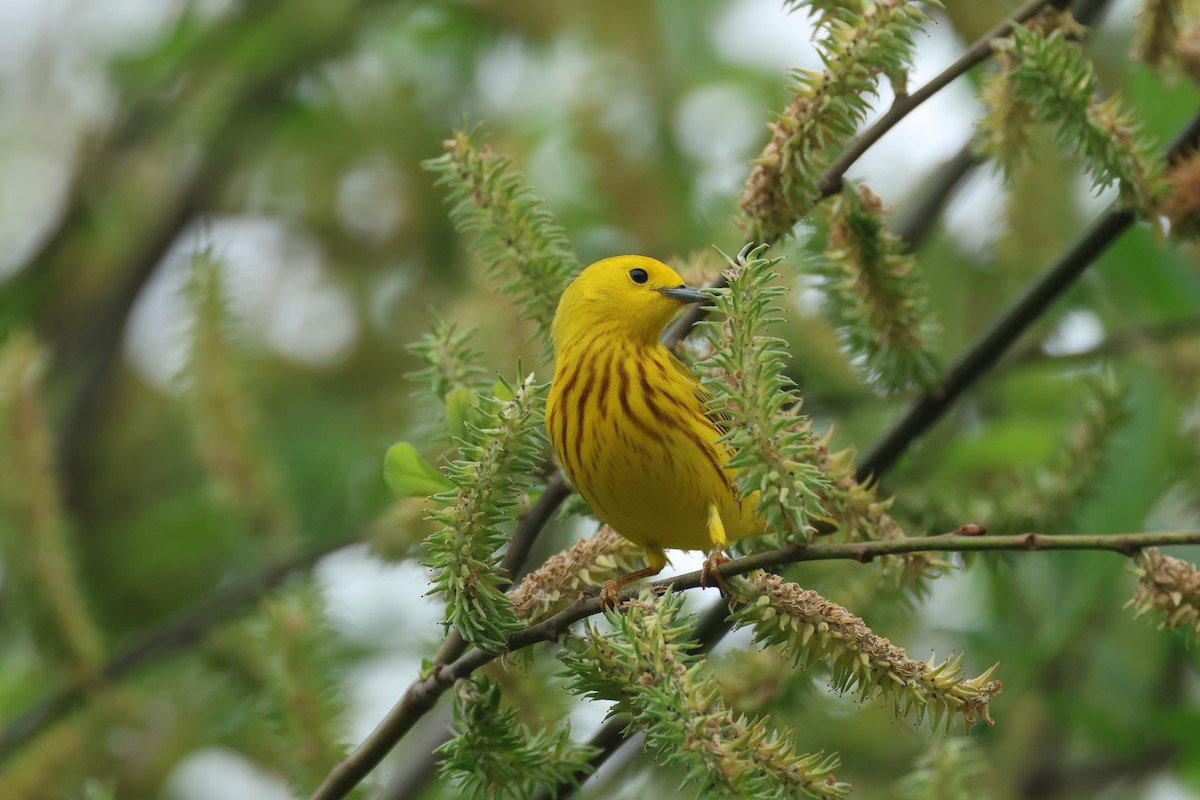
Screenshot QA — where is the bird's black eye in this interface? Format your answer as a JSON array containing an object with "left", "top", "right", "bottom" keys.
[{"left": 629, "top": 268, "right": 648, "bottom": 284}]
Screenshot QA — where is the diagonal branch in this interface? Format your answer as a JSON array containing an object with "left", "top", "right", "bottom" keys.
[
  {"left": 311, "top": 526, "right": 1200, "bottom": 800},
  {"left": 664, "top": 0, "right": 1061, "bottom": 351},
  {"left": 861, "top": 106, "right": 1200, "bottom": 478}
]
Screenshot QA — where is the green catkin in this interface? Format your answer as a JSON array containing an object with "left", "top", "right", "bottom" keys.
[
  {"left": 423, "top": 373, "right": 546, "bottom": 651},
  {"left": 184, "top": 253, "right": 298, "bottom": 557},
  {"left": 701, "top": 245, "right": 828, "bottom": 543},
  {"left": 422, "top": 129, "right": 579, "bottom": 357},
  {"left": 0, "top": 333, "right": 103, "bottom": 678}
]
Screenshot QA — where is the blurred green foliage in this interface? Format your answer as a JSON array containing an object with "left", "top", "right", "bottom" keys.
[{"left": 1, "top": 0, "right": 1200, "bottom": 798}]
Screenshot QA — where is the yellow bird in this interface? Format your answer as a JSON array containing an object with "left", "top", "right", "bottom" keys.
[{"left": 545, "top": 255, "right": 758, "bottom": 606}]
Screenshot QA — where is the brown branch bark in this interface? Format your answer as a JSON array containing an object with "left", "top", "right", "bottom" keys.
[
  {"left": 817, "top": 0, "right": 1064, "bottom": 198},
  {"left": 309, "top": 527, "right": 1200, "bottom": 800},
  {"left": 664, "top": 0, "right": 1059, "bottom": 351}
]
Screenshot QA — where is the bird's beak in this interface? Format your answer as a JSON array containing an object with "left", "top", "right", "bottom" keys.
[{"left": 658, "top": 285, "right": 709, "bottom": 304}]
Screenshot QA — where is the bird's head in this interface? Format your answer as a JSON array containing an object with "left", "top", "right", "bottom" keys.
[{"left": 551, "top": 255, "right": 707, "bottom": 350}]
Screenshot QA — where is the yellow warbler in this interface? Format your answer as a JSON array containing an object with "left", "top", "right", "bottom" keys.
[{"left": 545, "top": 255, "right": 757, "bottom": 605}]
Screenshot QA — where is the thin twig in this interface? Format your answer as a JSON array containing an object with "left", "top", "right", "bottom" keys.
[
  {"left": 817, "top": 0, "right": 1062, "bottom": 198},
  {"left": 310, "top": 526, "right": 1200, "bottom": 800},
  {"left": 664, "top": 0, "right": 1059, "bottom": 351}
]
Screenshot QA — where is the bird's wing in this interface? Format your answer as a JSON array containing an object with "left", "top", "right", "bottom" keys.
[{"left": 665, "top": 349, "right": 731, "bottom": 436}]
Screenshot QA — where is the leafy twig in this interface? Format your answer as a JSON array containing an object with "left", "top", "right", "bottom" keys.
[
  {"left": 309, "top": 527, "right": 1200, "bottom": 800},
  {"left": 664, "top": 0, "right": 1064, "bottom": 351}
]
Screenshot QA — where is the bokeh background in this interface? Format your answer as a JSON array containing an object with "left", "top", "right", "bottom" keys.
[{"left": 3, "top": 0, "right": 1200, "bottom": 797}]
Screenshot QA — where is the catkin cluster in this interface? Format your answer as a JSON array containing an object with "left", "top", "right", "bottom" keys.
[
  {"left": 701, "top": 247, "right": 828, "bottom": 542},
  {"left": 739, "top": 0, "right": 933, "bottom": 241},
  {"left": 510, "top": 526, "right": 644, "bottom": 620},
  {"left": 424, "top": 374, "right": 546, "bottom": 651},
  {"left": 818, "top": 184, "right": 942, "bottom": 390},
  {"left": 561, "top": 590, "right": 849, "bottom": 800},
  {"left": 982, "top": 22, "right": 1164, "bottom": 215},
  {"left": 422, "top": 129, "right": 579, "bottom": 354},
  {"left": 1128, "top": 548, "right": 1200, "bottom": 636},
  {"left": 731, "top": 573, "right": 1001, "bottom": 730},
  {"left": 437, "top": 678, "right": 596, "bottom": 798}
]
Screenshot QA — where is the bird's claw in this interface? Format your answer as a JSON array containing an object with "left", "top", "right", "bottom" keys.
[
  {"left": 700, "top": 553, "right": 732, "bottom": 596},
  {"left": 599, "top": 579, "right": 620, "bottom": 611}
]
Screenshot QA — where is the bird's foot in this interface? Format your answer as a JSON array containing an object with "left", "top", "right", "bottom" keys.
[
  {"left": 599, "top": 561, "right": 666, "bottom": 611},
  {"left": 700, "top": 550, "right": 732, "bottom": 596},
  {"left": 599, "top": 579, "right": 621, "bottom": 611}
]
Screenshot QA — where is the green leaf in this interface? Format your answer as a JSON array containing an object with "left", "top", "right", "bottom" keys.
[{"left": 384, "top": 442, "right": 454, "bottom": 498}]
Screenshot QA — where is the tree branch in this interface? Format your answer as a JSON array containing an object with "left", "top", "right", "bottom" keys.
[
  {"left": 860, "top": 107, "right": 1200, "bottom": 479},
  {"left": 664, "top": 0, "right": 1060, "bottom": 351},
  {"left": 817, "top": 0, "right": 1063, "bottom": 198},
  {"left": 311, "top": 526, "right": 1200, "bottom": 800}
]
